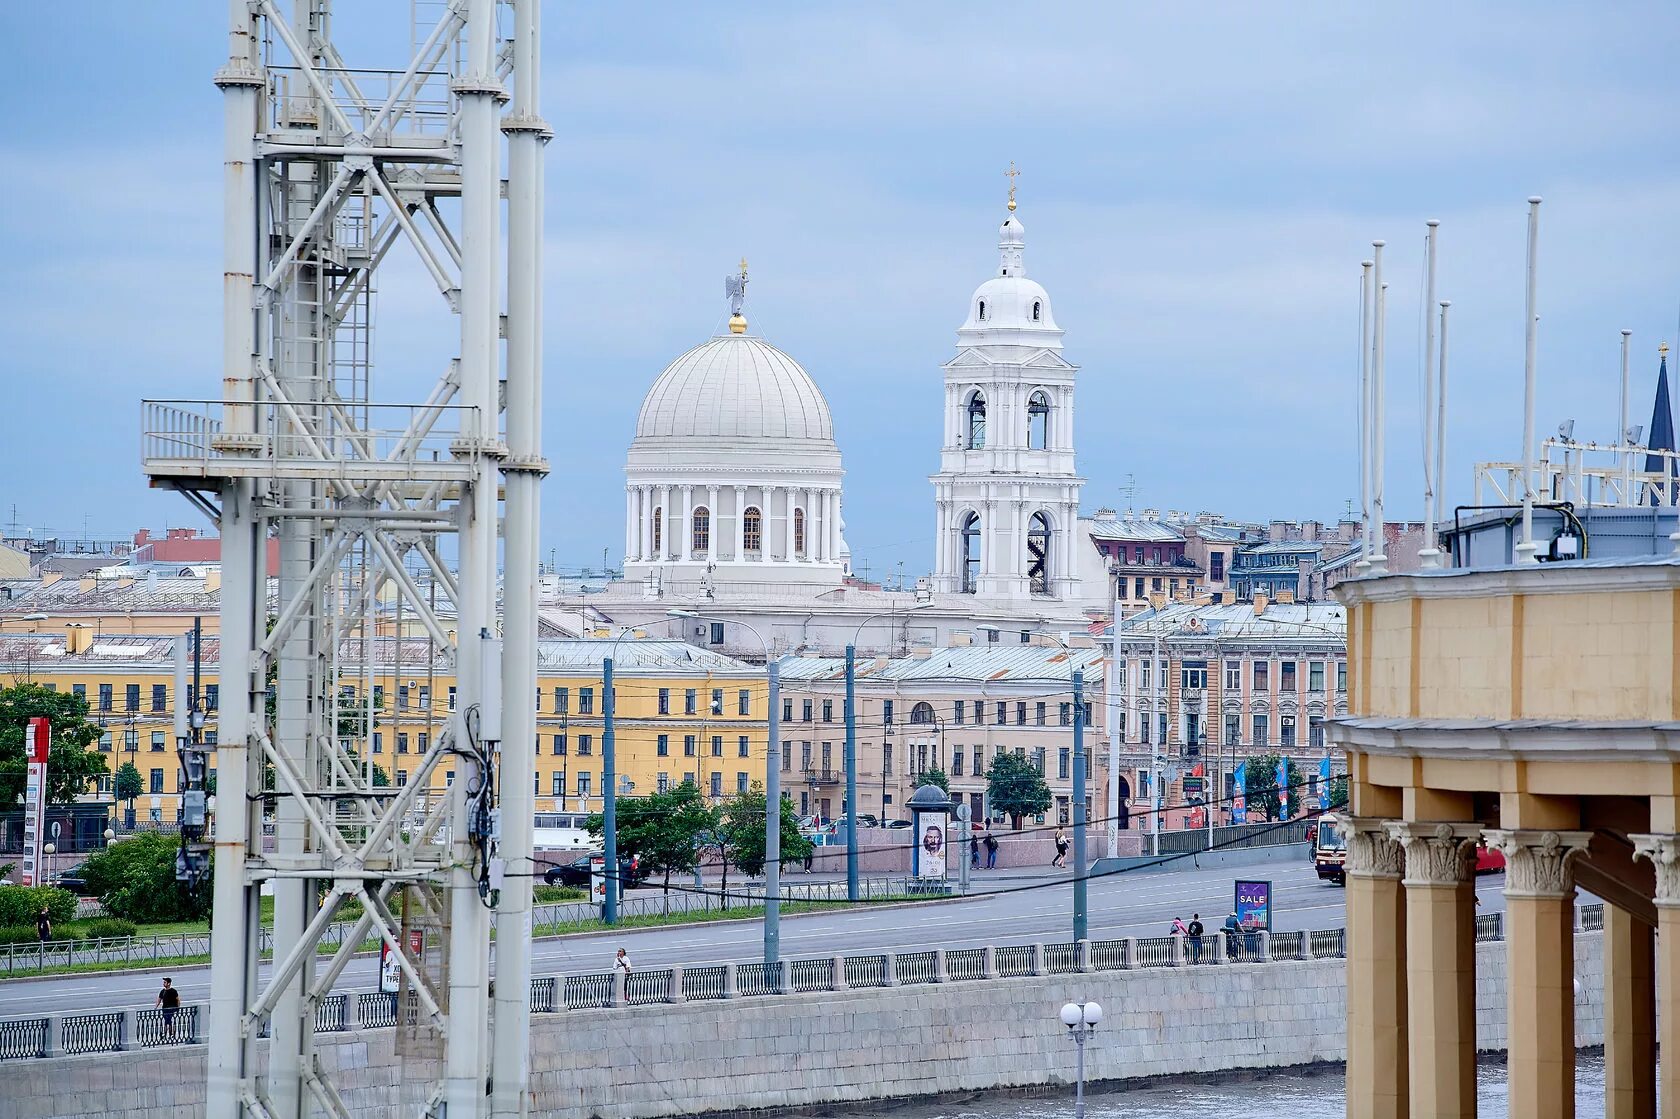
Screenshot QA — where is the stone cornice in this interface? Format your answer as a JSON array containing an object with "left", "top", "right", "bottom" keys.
[
  {"left": 1484, "top": 829, "right": 1591, "bottom": 899},
  {"left": 1631, "top": 834, "right": 1680, "bottom": 906},
  {"left": 1334, "top": 558, "right": 1680, "bottom": 608},
  {"left": 1385, "top": 820, "right": 1481, "bottom": 886},
  {"left": 1329, "top": 717, "right": 1680, "bottom": 763},
  {"left": 1342, "top": 816, "right": 1404, "bottom": 880}
]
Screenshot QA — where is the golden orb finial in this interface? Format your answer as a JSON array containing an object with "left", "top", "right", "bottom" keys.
[
  {"left": 1662, "top": 341, "right": 1671, "bottom": 358},
  {"left": 1005, "top": 161, "right": 1020, "bottom": 212}
]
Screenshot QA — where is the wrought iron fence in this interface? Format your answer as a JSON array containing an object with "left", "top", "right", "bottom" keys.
[
  {"left": 563, "top": 973, "right": 613, "bottom": 1011},
  {"left": 358, "top": 991, "right": 399, "bottom": 1028},
  {"left": 625, "top": 970, "right": 669, "bottom": 1006},
  {"left": 682, "top": 965, "right": 728, "bottom": 1000},
  {"left": 896, "top": 951, "right": 936, "bottom": 984},
  {"left": 843, "top": 954, "right": 883, "bottom": 988},
  {"left": 1271, "top": 931, "right": 1306, "bottom": 960},
  {"left": 1134, "top": 936, "right": 1177, "bottom": 967},
  {"left": 1090, "top": 939, "right": 1128, "bottom": 970},
  {"left": 1043, "top": 943, "right": 1079, "bottom": 974},
  {"left": 789, "top": 958, "right": 832, "bottom": 993},
  {"left": 736, "top": 962, "right": 779, "bottom": 997},
  {"left": 994, "top": 945, "right": 1034, "bottom": 977},
  {"left": 0, "top": 1018, "right": 45, "bottom": 1060},
  {"left": 1308, "top": 929, "right": 1346, "bottom": 959},
  {"left": 947, "top": 947, "right": 986, "bottom": 981},
  {"left": 60, "top": 1011, "right": 123, "bottom": 1055},
  {"left": 1474, "top": 913, "right": 1504, "bottom": 942}
]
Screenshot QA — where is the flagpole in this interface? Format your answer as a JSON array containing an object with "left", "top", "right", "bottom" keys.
[{"left": 1516, "top": 197, "right": 1543, "bottom": 564}]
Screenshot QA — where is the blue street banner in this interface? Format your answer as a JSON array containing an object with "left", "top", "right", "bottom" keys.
[
  {"left": 1319, "top": 756, "right": 1333, "bottom": 810},
  {"left": 1232, "top": 762, "right": 1247, "bottom": 824},
  {"left": 1277, "top": 757, "right": 1290, "bottom": 819},
  {"left": 1234, "top": 879, "right": 1272, "bottom": 931}
]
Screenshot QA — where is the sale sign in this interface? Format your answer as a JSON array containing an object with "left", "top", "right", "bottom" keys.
[
  {"left": 1234, "top": 878, "right": 1272, "bottom": 931},
  {"left": 20, "top": 718, "right": 49, "bottom": 886}
]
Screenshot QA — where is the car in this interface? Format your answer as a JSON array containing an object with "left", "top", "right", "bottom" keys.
[
  {"left": 542, "top": 852, "right": 646, "bottom": 890},
  {"left": 50, "top": 863, "right": 92, "bottom": 896},
  {"left": 885, "top": 819, "right": 913, "bottom": 830}
]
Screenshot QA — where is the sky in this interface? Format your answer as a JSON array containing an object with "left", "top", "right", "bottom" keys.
[{"left": 3, "top": 3, "right": 1680, "bottom": 581}]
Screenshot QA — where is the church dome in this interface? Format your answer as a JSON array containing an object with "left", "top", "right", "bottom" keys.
[
  {"left": 634, "top": 334, "right": 836, "bottom": 446},
  {"left": 962, "top": 275, "right": 1057, "bottom": 333}
]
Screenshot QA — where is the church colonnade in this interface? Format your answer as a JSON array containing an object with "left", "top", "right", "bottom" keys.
[
  {"left": 933, "top": 493, "right": 1082, "bottom": 596},
  {"left": 624, "top": 483, "right": 841, "bottom": 566}
]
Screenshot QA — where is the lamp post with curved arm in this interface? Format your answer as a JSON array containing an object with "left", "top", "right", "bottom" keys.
[
  {"left": 669, "top": 609, "right": 783, "bottom": 965},
  {"left": 600, "top": 618, "right": 682, "bottom": 924},
  {"left": 845, "top": 604, "right": 933, "bottom": 900}
]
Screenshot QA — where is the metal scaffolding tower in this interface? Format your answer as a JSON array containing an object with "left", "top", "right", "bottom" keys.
[{"left": 140, "top": 3, "right": 547, "bottom": 1116}]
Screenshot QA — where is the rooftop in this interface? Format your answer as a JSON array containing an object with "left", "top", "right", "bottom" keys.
[{"left": 778, "top": 644, "right": 1104, "bottom": 686}]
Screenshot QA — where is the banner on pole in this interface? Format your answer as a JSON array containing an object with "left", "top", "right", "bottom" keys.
[
  {"left": 21, "top": 718, "right": 50, "bottom": 887},
  {"left": 1319, "top": 756, "right": 1333, "bottom": 811},
  {"left": 1276, "top": 757, "right": 1290, "bottom": 819},
  {"left": 1231, "top": 762, "right": 1247, "bottom": 824}
]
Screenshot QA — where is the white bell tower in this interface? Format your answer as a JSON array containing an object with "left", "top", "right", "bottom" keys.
[{"left": 931, "top": 176, "right": 1084, "bottom": 601}]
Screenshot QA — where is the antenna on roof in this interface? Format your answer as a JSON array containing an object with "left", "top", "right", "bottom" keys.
[{"left": 1120, "top": 474, "right": 1137, "bottom": 516}]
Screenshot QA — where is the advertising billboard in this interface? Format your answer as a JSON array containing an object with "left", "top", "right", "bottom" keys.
[
  {"left": 1231, "top": 762, "right": 1247, "bottom": 825},
  {"left": 379, "top": 929, "right": 426, "bottom": 994},
  {"left": 1234, "top": 878, "right": 1272, "bottom": 931},
  {"left": 20, "top": 718, "right": 49, "bottom": 887},
  {"left": 915, "top": 816, "right": 946, "bottom": 879}
]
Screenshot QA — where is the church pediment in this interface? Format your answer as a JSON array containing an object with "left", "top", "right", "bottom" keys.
[{"left": 942, "top": 347, "right": 1077, "bottom": 373}]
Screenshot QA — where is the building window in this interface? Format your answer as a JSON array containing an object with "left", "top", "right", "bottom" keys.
[
  {"left": 398, "top": 733, "right": 409, "bottom": 754},
  {"left": 802, "top": 699, "right": 813, "bottom": 722},
  {"left": 1058, "top": 747, "right": 1071, "bottom": 780},
  {"left": 738, "top": 689, "right": 751, "bottom": 715},
  {"left": 973, "top": 699, "right": 984, "bottom": 725},
  {"left": 578, "top": 772, "right": 592, "bottom": 797},
  {"left": 555, "top": 687, "right": 568, "bottom": 714},
  {"left": 1309, "top": 661, "right": 1325, "bottom": 693},
  {"left": 95, "top": 682, "right": 112, "bottom": 712},
  {"left": 1016, "top": 701, "right": 1027, "bottom": 726},
  {"left": 1036, "top": 701, "right": 1047, "bottom": 726},
  {"left": 579, "top": 688, "right": 594, "bottom": 715},
  {"left": 372, "top": 732, "right": 382, "bottom": 754},
  {"left": 124, "top": 684, "right": 139, "bottom": 712},
  {"left": 794, "top": 508, "right": 806, "bottom": 555},
  {"left": 1027, "top": 391, "right": 1049, "bottom": 449},
  {"left": 448, "top": 685, "right": 457, "bottom": 710},
  {"left": 1253, "top": 662, "right": 1270, "bottom": 693},
  {"left": 553, "top": 734, "right": 566, "bottom": 756},
  {"left": 657, "top": 734, "right": 669, "bottom": 757},
  {"left": 552, "top": 773, "right": 564, "bottom": 797},
  {"left": 821, "top": 699, "right": 834, "bottom": 722},
  {"left": 1032, "top": 300, "right": 1042, "bottom": 323},
  {"left": 1281, "top": 715, "right": 1296, "bottom": 748},
  {"left": 658, "top": 688, "right": 670, "bottom": 714},
  {"left": 150, "top": 731, "right": 165, "bottom": 752},
  {"left": 1252, "top": 714, "right": 1269, "bottom": 746},
  {"left": 418, "top": 732, "right": 429, "bottom": 754},
  {"left": 652, "top": 507, "right": 663, "bottom": 554},
  {"left": 801, "top": 741, "right": 813, "bottom": 770},
  {"left": 821, "top": 741, "right": 833, "bottom": 770},
  {"left": 710, "top": 622, "right": 724, "bottom": 645},
  {"left": 783, "top": 698, "right": 793, "bottom": 722},
  {"left": 1210, "top": 552, "right": 1225, "bottom": 581},
  {"left": 966, "top": 393, "right": 987, "bottom": 449},
  {"left": 149, "top": 768, "right": 165, "bottom": 794},
  {"left": 972, "top": 746, "right": 983, "bottom": 775},
  {"left": 883, "top": 700, "right": 895, "bottom": 726},
  {"left": 1224, "top": 712, "right": 1240, "bottom": 745},
  {"left": 953, "top": 750, "right": 964, "bottom": 777},
  {"left": 738, "top": 735, "right": 749, "bottom": 757},
  {"left": 710, "top": 772, "right": 723, "bottom": 798},
  {"left": 743, "top": 507, "right": 763, "bottom": 553},
  {"left": 1281, "top": 662, "right": 1297, "bottom": 692},
  {"left": 1059, "top": 702, "right": 1072, "bottom": 727},
  {"left": 692, "top": 506, "right": 710, "bottom": 553},
  {"left": 882, "top": 743, "right": 893, "bottom": 777},
  {"left": 782, "top": 743, "right": 792, "bottom": 770},
  {"left": 686, "top": 689, "right": 697, "bottom": 715},
  {"left": 151, "top": 684, "right": 167, "bottom": 712},
  {"left": 1134, "top": 577, "right": 1144, "bottom": 599},
  {"left": 1027, "top": 512, "right": 1051, "bottom": 594},
  {"left": 737, "top": 772, "right": 748, "bottom": 793},
  {"left": 1224, "top": 660, "right": 1241, "bottom": 690},
  {"left": 1309, "top": 716, "right": 1325, "bottom": 749},
  {"left": 577, "top": 735, "right": 593, "bottom": 756},
  {"left": 1140, "top": 660, "right": 1151, "bottom": 692},
  {"left": 1337, "top": 662, "right": 1348, "bottom": 692},
  {"left": 657, "top": 772, "right": 671, "bottom": 793},
  {"left": 711, "top": 735, "right": 723, "bottom": 757},
  {"left": 711, "top": 688, "right": 724, "bottom": 715},
  {"left": 684, "top": 735, "right": 697, "bottom": 757},
  {"left": 399, "top": 684, "right": 410, "bottom": 710},
  {"left": 911, "top": 701, "right": 935, "bottom": 725},
  {"left": 1181, "top": 663, "right": 1208, "bottom": 690},
  {"left": 419, "top": 687, "right": 430, "bottom": 710},
  {"left": 960, "top": 512, "right": 981, "bottom": 593},
  {"left": 977, "top": 299, "right": 987, "bottom": 321},
  {"left": 98, "top": 731, "right": 112, "bottom": 752},
  {"left": 995, "top": 702, "right": 1007, "bottom": 726},
  {"left": 954, "top": 700, "right": 965, "bottom": 724}
]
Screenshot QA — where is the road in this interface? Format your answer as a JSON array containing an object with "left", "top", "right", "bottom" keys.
[{"left": 0, "top": 859, "right": 1512, "bottom": 1019}]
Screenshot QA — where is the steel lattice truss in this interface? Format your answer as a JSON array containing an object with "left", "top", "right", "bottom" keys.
[{"left": 142, "top": 2, "right": 547, "bottom": 1116}]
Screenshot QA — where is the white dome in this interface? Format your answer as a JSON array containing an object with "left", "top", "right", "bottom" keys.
[
  {"left": 962, "top": 275, "right": 1057, "bottom": 333},
  {"left": 634, "top": 334, "right": 835, "bottom": 444}
]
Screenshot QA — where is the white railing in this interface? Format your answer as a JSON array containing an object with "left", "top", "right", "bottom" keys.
[{"left": 1475, "top": 438, "right": 1680, "bottom": 510}]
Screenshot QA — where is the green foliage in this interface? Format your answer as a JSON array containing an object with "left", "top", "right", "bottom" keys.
[
  {"left": 716, "top": 783, "right": 811, "bottom": 877},
  {"left": 0, "top": 924, "right": 54, "bottom": 945},
  {"left": 1243, "top": 754, "right": 1305, "bottom": 822},
  {"left": 0, "top": 885, "right": 77, "bottom": 928},
  {"left": 1328, "top": 775, "right": 1348, "bottom": 811},
  {"left": 0, "top": 682, "right": 108, "bottom": 804},
  {"left": 916, "top": 767, "right": 950, "bottom": 794},
  {"left": 80, "top": 833, "right": 211, "bottom": 923},
  {"left": 986, "top": 752, "right": 1051, "bottom": 829},
  {"left": 585, "top": 783, "right": 716, "bottom": 890},
  {"left": 114, "top": 762, "right": 144, "bottom": 803},
  {"left": 83, "top": 917, "right": 139, "bottom": 939},
  {"left": 532, "top": 884, "right": 585, "bottom": 904}
]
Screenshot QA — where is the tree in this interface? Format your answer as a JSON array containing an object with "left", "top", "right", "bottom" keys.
[
  {"left": 586, "top": 783, "right": 713, "bottom": 893},
  {"left": 718, "top": 783, "right": 811, "bottom": 877},
  {"left": 115, "top": 762, "right": 144, "bottom": 807},
  {"left": 986, "top": 752, "right": 1051, "bottom": 830},
  {"left": 915, "top": 767, "right": 950, "bottom": 795},
  {"left": 0, "top": 682, "right": 108, "bottom": 805},
  {"left": 1243, "top": 753, "right": 1305, "bottom": 822},
  {"left": 81, "top": 832, "right": 212, "bottom": 923},
  {"left": 1328, "top": 775, "right": 1348, "bottom": 812}
]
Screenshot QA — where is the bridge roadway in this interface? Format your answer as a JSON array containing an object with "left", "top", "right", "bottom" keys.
[{"left": 0, "top": 860, "right": 1511, "bottom": 1019}]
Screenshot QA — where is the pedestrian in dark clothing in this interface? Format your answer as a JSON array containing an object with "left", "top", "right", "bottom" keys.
[
  {"left": 35, "top": 906, "right": 51, "bottom": 945},
  {"left": 983, "top": 832, "right": 998, "bottom": 869},
  {"left": 970, "top": 834, "right": 980, "bottom": 868},
  {"left": 802, "top": 845, "right": 814, "bottom": 873},
  {"left": 1186, "top": 913, "right": 1205, "bottom": 963},
  {"left": 156, "top": 978, "right": 181, "bottom": 1042},
  {"left": 1051, "top": 828, "right": 1068, "bottom": 868}
]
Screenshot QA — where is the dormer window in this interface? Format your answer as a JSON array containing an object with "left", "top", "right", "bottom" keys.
[
  {"left": 1001, "top": 268, "right": 1008, "bottom": 276},
  {"left": 977, "top": 300, "right": 987, "bottom": 321},
  {"left": 1032, "top": 301, "right": 1042, "bottom": 322}
]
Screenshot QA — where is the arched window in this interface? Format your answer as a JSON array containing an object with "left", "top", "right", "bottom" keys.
[
  {"left": 652, "top": 508, "right": 663, "bottom": 555},
  {"left": 910, "top": 701, "right": 936, "bottom": 725},
  {"left": 1027, "top": 391, "right": 1050, "bottom": 450},
  {"left": 977, "top": 300, "right": 987, "bottom": 321},
  {"left": 794, "top": 507, "right": 806, "bottom": 555},
  {"left": 743, "top": 507, "right": 762, "bottom": 553},
  {"left": 1032, "top": 300, "right": 1042, "bottom": 322},
  {"left": 966, "top": 393, "right": 987, "bottom": 449},
  {"left": 691, "top": 506, "right": 710, "bottom": 554},
  {"left": 960, "top": 512, "right": 981, "bottom": 593},
  {"left": 1028, "top": 512, "right": 1051, "bottom": 595}
]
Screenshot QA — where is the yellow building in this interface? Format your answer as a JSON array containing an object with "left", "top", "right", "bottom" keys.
[
  {"left": 1334, "top": 558, "right": 1676, "bottom": 1119},
  {"left": 1, "top": 633, "right": 767, "bottom": 826}
]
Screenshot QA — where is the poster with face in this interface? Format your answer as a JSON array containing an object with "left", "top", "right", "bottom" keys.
[{"left": 916, "top": 816, "right": 946, "bottom": 879}]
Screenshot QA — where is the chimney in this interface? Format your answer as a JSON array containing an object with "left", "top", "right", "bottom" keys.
[
  {"left": 79, "top": 576, "right": 96, "bottom": 593},
  {"left": 1094, "top": 507, "right": 1117, "bottom": 520},
  {"left": 1268, "top": 520, "right": 1288, "bottom": 543},
  {"left": 65, "top": 624, "right": 92, "bottom": 655},
  {"left": 1253, "top": 593, "right": 1269, "bottom": 616},
  {"left": 203, "top": 568, "right": 221, "bottom": 593},
  {"left": 1302, "top": 520, "right": 1321, "bottom": 542},
  {"left": 952, "top": 632, "right": 973, "bottom": 646},
  {"left": 1276, "top": 589, "right": 1296, "bottom": 605}
]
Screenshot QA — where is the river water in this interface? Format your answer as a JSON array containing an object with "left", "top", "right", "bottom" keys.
[{"left": 844, "top": 1055, "right": 1614, "bottom": 1119}]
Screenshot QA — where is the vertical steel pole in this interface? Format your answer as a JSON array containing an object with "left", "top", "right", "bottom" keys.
[
  {"left": 603, "top": 657, "right": 618, "bottom": 924},
  {"left": 1074, "top": 1030, "right": 1087, "bottom": 1119},
  {"left": 765, "top": 658, "right": 782, "bottom": 964},
  {"left": 1621, "top": 329, "right": 1633, "bottom": 497},
  {"left": 1438, "top": 301, "right": 1453, "bottom": 558},
  {"left": 1071, "top": 668, "right": 1087, "bottom": 943},
  {"left": 1104, "top": 569, "right": 1119, "bottom": 859},
  {"left": 1420, "top": 220, "right": 1443, "bottom": 568},
  {"left": 844, "top": 643, "right": 858, "bottom": 901},
  {"left": 1357, "top": 259, "right": 1373, "bottom": 569},
  {"left": 1516, "top": 197, "right": 1543, "bottom": 563},
  {"left": 1369, "top": 241, "right": 1389, "bottom": 575}
]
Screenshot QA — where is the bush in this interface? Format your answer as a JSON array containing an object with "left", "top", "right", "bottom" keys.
[
  {"left": 83, "top": 917, "right": 139, "bottom": 939},
  {"left": 80, "top": 833, "right": 211, "bottom": 924},
  {"left": 0, "top": 886, "right": 78, "bottom": 929},
  {"left": 533, "top": 885, "right": 585, "bottom": 903},
  {"left": 0, "top": 924, "right": 57, "bottom": 944}
]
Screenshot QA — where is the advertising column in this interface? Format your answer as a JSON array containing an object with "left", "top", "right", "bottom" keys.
[{"left": 20, "top": 718, "right": 49, "bottom": 886}]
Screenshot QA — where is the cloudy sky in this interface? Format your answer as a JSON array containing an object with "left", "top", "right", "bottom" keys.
[{"left": 4, "top": 3, "right": 1679, "bottom": 579}]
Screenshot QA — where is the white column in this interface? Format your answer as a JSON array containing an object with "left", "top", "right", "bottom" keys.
[
  {"left": 734, "top": 485, "right": 745, "bottom": 561},
  {"left": 659, "top": 485, "right": 671, "bottom": 557},
  {"left": 829, "top": 491, "right": 841, "bottom": 564},
  {"left": 706, "top": 485, "right": 718, "bottom": 557},
  {"left": 624, "top": 489, "right": 636, "bottom": 561},
  {"left": 640, "top": 486, "right": 652, "bottom": 560},
  {"left": 934, "top": 499, "right": 947, "bottom": 582},
  {"left": 758, "top": 486, "right": 769, "bottom": 561},
  {"left": 783, "top": 486, "right": 796, "bottom": 563}
]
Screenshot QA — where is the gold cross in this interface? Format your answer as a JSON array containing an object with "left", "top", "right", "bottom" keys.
[
  {"left": 1662, "top": 341, "right": 1670, "bottom": 358},
  {"left": 1005, "top": 162, "right": 1019, "bottom": 212}
]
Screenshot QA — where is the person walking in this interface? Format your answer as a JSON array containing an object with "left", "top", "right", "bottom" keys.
[
  {"left": 1186, "top": 913, "right": 1205, "bottom": 963},
  {"left": 969, "top": 833, "right": 980, "bottom": 869},
  {"left": 983, "top": 831, "right": 998, "bottom": 869},
  {"left": 614, "top": 948, "right": 633, "bottom": 975},
  {"left": 34, "top": 905, "right": 51, "bottom": 946},
  {"left": 1170, "top": 915, "right": 1188, "bottom": 938},
  {"left": 1051, "top": 828, "right": 1068, "bottom": 869},
  {"left": 155, "top": 977, "right": 181, "bottom": 1042}
]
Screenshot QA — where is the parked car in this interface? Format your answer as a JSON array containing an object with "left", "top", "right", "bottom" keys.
[
  {"left": 50, "top": 863, "right": 92, "bottom": 896},
  {"left": 542, "top": 852, "right": 646, "bottom": 889},
  {"left": 885, "top": 819, "right": 913, "bottom": 830}
]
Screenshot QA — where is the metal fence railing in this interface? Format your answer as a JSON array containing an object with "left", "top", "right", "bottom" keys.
[{"left": 0, "top": 904, "right": 1612, "bottom": 1063}]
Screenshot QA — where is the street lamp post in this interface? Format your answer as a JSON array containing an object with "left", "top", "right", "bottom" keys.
[
  {"left": 845, "top": 604, "right": 933, "bottom": 901},
  {"left": 1059, "top": 1000, "right": 1104, "bottom": 1119},
  {"left": 601, "top": 618, "right": 683, "bottom": 924},
  {"left": 670, "top": 610, "right": 783, "bottom": 965}
]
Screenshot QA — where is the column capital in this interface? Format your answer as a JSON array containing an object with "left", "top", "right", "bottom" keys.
[
  {"left": 1385, "top": 820, "right": 1481, "bottom": 886},
  {"left": 1485, "top": 828, "right": 1592, "bottom": 899},
  {"left": 1342, "top": 816, "right": 1404, "bottom": 880},
  {"left": 1631, "top": 833, "right": 1680, "bottom": 906}
]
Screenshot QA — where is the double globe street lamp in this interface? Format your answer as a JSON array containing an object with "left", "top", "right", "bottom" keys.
[{"left": 1059, "top": 1000, "right": 1104, "bottom": 1119}]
